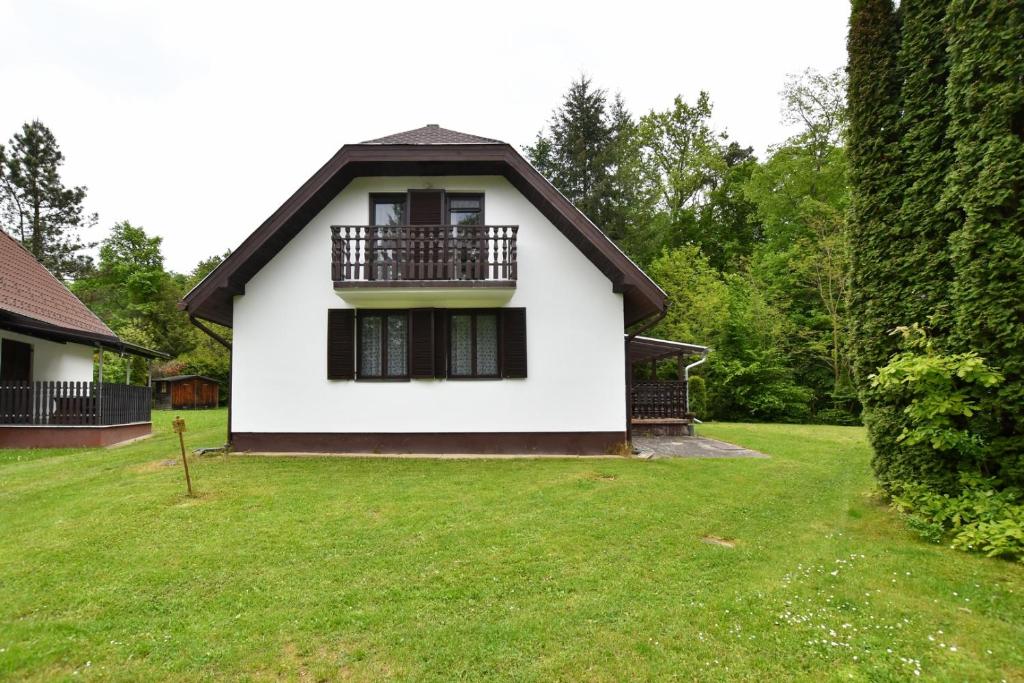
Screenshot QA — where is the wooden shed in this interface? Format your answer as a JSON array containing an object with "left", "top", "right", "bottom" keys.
[{"left": 152, "top": 375, "right": 220, "bottom": 410}]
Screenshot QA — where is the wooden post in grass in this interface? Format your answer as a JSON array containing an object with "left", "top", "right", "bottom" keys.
[{"left": 173, "top": 416, "right": 193, "bottom": 497}]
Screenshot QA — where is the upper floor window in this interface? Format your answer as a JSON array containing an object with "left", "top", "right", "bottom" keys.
[
  {"left": 371, "top": 194, "right": 406, "bottom": 226},
  {"left": 447, "top": 194, "right": 483, "bottom": 226}
]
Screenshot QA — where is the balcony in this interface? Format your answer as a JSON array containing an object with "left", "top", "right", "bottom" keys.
[{"left": 331, "top": 225, "right": 518, "bottom": 307}]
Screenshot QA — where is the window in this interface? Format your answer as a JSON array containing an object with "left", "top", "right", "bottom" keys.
[
  {"left": 449, "top": 311, "right": 499, "bottom": 378},
  {"left": 370, "top": 194, "right": 406, "bottom": 226},
  {"left": 358, "top": 311, "right": 408, "bottom": 379},
  {"left": 447, "top": 194, "right": 483, "bottom": 226}
]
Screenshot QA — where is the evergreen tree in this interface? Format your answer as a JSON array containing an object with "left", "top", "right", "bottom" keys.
[
  {"left": 846, "top": 0, "right": 909, "bottom": 488},
  {"left": 525, "top": 77, "right": 616, "bottom": 228},
  {"left": 0, "top": 121, "right": 96, "bottom": 279},
  {"left": 945, "top": 0, "right": 1024, "bottom": 484},
  {"left": 896, "top": 0, "right": 956, "bottom": 334}
]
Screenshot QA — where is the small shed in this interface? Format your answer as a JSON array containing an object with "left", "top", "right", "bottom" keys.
[{"left": 152, "top": 375, "right": 220, "bottom": 410}]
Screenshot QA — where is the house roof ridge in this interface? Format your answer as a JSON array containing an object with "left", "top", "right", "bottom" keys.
[{"left": 361, "top": 124, "right": 504, "bottom": 145}]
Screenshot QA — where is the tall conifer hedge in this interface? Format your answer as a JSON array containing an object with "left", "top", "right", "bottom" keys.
[
  {"left": 945, "top": 0, "right": 1024, "bottom": 484},
  {"left": 846, "top": 0, "right": 911, "bottom": 489}
]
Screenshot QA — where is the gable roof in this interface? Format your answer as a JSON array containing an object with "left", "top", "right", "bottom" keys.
[
  {"left": 181, "top": 127, "right": 667, "bottom": 328},
  {"left": 0, "top": 230, "right": 166, "bottom": 358},
  {"left": 362, "top": 124, "right": 502, "bottom": 145}
]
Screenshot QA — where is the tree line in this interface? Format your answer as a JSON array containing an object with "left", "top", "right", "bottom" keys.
[{"left": 528, "top": 70, "right": 854, "bottom": 424}]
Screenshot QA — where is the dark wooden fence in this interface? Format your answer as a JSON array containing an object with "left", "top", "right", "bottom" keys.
[
  {"left": 331, "top": 224, "right": 518, "bottom": 282},
  {"left": 0, "top": 381, "right": 152, "bottom": 426},
  {"left": 631, "top": 380, "right": 688, "bottom": 420}
]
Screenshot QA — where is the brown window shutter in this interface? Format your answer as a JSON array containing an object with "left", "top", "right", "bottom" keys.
[
  {"left": 409, "top": 309, "right": 435, "bottom": 378},
  {"left": 500, "top": 308, "right": 527, "bottom": 378},
  {"left": 434, "top": 309, "right": 448, "bottom": 378},
  {"left": 327, "top": 309, "right": 355, "bottom": 379},
  {"left": 408, "top": 190, "right": 444, "bottom": 224}
]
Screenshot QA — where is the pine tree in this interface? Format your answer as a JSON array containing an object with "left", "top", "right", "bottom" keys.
[
  {"left": 526, "top": 76, "right": 613, "bottom": 223},
  {"left": 896, "top": 0, "right": 956, "bottom": 335},
  {"left": 846, "top": 0, "right": 909, "bottom": 489},
  {"left": 0, "top": 120, "right": 96, "bottom": 279},
  {"left": 945, "top": 0, "right": 1024, "bottom": 483}
]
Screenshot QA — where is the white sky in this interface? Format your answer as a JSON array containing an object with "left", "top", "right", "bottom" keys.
[{"left": 0, "top": 0, "right": 849, "bottom": 273}]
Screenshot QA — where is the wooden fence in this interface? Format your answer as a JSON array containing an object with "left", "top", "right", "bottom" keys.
[
  {"left": 0, "top": 381, "right": 151, "bottom": 426},
  {"left": 331, "top": 224, "right": 518, "bottom": 282},
  {"left": 631, "top": 380, "right": 688, "bottom": 420}
]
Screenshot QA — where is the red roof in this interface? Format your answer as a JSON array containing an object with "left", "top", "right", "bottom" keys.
[{"left": 0, "top": 229, "right": 117, "bottom": 340}]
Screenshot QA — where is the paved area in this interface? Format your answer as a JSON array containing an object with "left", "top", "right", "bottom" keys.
[{"left": 632, "top": 435, "right": 769, "bottom": 459}]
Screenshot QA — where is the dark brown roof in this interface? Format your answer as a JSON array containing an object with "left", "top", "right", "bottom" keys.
[
  {"left": 362, "top": 124, "right": 502, "bottom": 145},
  {"left": 0, "top": 229, "right": 116, "bottom": 339},
  {"left": 181, "top": 134, "right": 667, "bottom": 328}
]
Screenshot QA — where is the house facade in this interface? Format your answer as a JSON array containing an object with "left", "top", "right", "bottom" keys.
[
  {"left": 0, "top": 231, "right": 160, "bottom": 447},
  {"left": 182, "top": 125, "right": 703, "bottom": 454}
]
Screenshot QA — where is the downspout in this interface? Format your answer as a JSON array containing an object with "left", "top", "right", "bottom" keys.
[
  {"left": 188, "top": 316, "right": 232, "bottom": 446},
  {"left": 684, "top": 349, "right": 709, "bottom": 434}
]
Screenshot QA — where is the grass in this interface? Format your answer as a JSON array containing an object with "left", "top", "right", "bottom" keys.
[{"left": 1, "top": 412, "right": 1022, "bottom": 681}]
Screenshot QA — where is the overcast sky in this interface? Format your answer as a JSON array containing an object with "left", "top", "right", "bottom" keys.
[{"left": 0, "top": 0, "right": 849, "bottom": 273}]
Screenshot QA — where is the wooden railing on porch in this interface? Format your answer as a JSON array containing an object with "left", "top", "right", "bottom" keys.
[
  {"left": 331, "top": 224, "right": 518, "bottom": 283},
  {"left": 0, "top": 381, "right": 152, "bottom": 426},
  {"left": 631, "top": 380, "right": 688, "bottom": 420}
]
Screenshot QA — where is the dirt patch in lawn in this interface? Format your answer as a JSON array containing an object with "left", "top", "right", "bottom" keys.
[
  {"left": 578, "top": 470, "right": 617, "bottom": 482},
  {"left": 701, "top": 535, "right": 737, "bottom": 548},
  {"left": 130, "top": 459, "right": 180, "bottom": 474}
]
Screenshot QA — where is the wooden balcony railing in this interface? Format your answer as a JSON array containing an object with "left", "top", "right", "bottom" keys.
[
  {"left": 331, "top": 224, "right": 518, "bottom": 283},
  {"left": 0, "top": 381, "right": 152, "bottom": 426},
  {"left": 631, "top": 380, "right": 688, "bottom": 420}
]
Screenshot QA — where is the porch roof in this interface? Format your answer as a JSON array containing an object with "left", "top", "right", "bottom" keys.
[{"left": 627, "top": 335, "right": 708, "bottom": 365}]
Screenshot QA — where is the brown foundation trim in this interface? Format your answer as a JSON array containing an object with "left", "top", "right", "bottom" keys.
[
  {"left": 0, "top": 422, "right": 151, "bottom": 448},
  {"left": 232, "top": 431, "right": 626, "bottom": 455}
]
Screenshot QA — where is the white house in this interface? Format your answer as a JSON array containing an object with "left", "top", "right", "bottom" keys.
[
  {"left": 181, "top": 125, "right": 705, "bottom": 454},
  {"left": 0, "top": 230, "right": 162, "bottom": 447}
]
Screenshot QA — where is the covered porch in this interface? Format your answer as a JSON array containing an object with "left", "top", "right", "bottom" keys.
[
  {"left": 627, "top": 335, "right": 709, "bottom": 437},
  {"left": 0, "top": 316, "right": 168, "bottom": 448}
]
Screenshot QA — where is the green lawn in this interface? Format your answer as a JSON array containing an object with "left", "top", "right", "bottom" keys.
[{"left": 1, "top": 412, "right": 1021, "bottom": 681}]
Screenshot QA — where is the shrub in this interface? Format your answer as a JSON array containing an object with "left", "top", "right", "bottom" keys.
[
  {"left": 869, "top": 325, "right": 1003, "bottom": 492},
  {"left": 893, "top": 476, "right": 1024, "bottom": 562}
]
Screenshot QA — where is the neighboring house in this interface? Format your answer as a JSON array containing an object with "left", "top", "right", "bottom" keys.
[
  {"left": 152, "top": 375, "right": 220, "bottom": 410},
  {"left": 181, "top": 125, "right": 705, "bottom": 454},
  {"left": 0, "top": 230, "right": 163, "bottom": 447}
]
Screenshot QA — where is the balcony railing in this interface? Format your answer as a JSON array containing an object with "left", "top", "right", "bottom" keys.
[
  {"left": 631, "top": 380, "right": 688, "bottom": 420},
  {"left": 0, "top": 381, "right": 152, "bottom": 426},
  {"left": 331, "top": 224, "right": 518, "bottom": 283}
]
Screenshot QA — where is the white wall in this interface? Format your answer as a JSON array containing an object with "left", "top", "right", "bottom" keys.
[
  {"left": 232, "top": 176, "right": 625, "bottom": 433},
  {"left": 0, "top": 330, "right": 94, "bottom": 382}
]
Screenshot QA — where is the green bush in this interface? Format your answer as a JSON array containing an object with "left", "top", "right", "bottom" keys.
[
  {"left": 893, "top": 476, "right": 1024, "bottom": 562},
  {"left": 869, "top": 325, "right": 1003, "bottom": 492}
]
